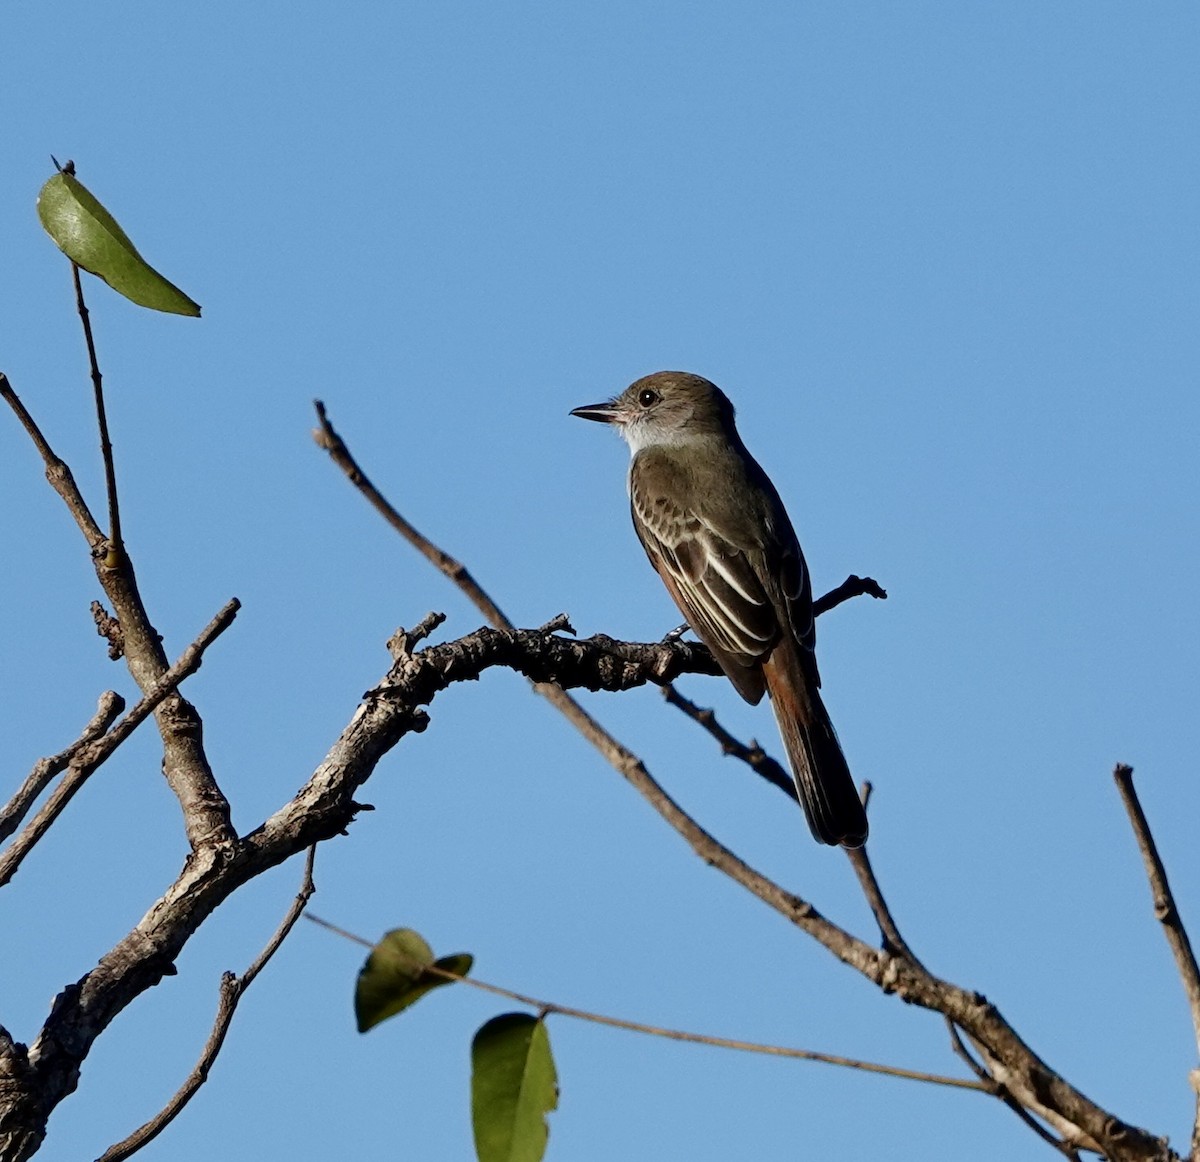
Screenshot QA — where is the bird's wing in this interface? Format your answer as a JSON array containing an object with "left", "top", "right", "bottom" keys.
[
  {"left": 772, "top": 532, "right": 817, "bottom": 660},
  {"left": 630, "top": 458, "right": 780, "bottom": 703}
]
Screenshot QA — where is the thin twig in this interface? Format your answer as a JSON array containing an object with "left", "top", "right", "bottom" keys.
[
  {"left": 841, "top": 782, "right": 919, "bottom": 961},
  {"left": 661, "top": 689, "right": 918, "bottom": 962},
  {"left": 0, "top": 372, "right": 103, "bottom": 543},
  {"left": 659, "top": 571, "right": 884, "bottom": 801},
  {"left": 314, "top": 400, "right": 511, "bottom": 630},
  {"left": 0, "top": 692, "right": 125, "bottom": 843},
  {"left": 811, "top": 574, "right": 887, "bottom": 617},
  {"left": 71, "top": 262, "right": 122, "bottom": 556},
  {"left": 1113, "top": 764, "right": 1200, "bottom": 1055},
  {"left": 0, "top": 599, "right": 240, "bottom": 888},
  {"left": 98, "top": 846, "right": 317, "bottom": 1162},
  {"left": 845, "top": 842, "right": 921, "bottom": 964},
  {"left": 660, "top": 683, "right": 797, "bottom": 800},
  {"left": 306, "top": 913, "right": 987, "bottom": 1094},
  {"left": 1114, "top": 763, "right": 1200, "bottom": 1157},
  {"left": 946, "top": 1021, "right": 1082, "bottom": 1161}
]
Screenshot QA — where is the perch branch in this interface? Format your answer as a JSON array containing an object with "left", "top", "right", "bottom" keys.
[
  {"left": 309, "top": 401, "right": 1171, "bottom": 1162},
  {"left": 2, "top": 618, "right": 1171, "bottom": 1158}
]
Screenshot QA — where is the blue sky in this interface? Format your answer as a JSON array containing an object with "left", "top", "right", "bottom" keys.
[{"left": 2, "top": 3, "right": 1198, "bottom": 1159}]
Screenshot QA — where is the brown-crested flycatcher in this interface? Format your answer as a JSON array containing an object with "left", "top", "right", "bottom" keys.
[{"left": 571, "top": 371, "right": 867, "bottom": 848}]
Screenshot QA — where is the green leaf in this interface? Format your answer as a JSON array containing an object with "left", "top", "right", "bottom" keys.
[
  {"left": 36, "top": 170, "right": 201, "bottom": 316},
  {"left": 354, "top": 928, "right": 473, "bottom": 1033},
  {"left": 471, "top": 1014, "right": 558, "bottom": 1162}
]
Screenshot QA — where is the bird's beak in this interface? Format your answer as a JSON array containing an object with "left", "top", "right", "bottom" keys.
[{"left": 570, "top": 400, "right": 621, "bottom": 424}]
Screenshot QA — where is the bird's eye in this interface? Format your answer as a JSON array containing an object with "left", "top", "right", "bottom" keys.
[{"left": 637, "top": 389, "right": 659, "bottom": 408}]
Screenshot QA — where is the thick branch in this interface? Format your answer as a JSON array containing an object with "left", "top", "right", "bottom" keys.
[
  {"left": 2, "top": 374, "right": 234, "bottom": 851},
  {"left": 3, "top": 612, "right": 1168, "bottom": 1162},
  {"left": 0, "top": 619, "right": 717, "bottom": 1159}
]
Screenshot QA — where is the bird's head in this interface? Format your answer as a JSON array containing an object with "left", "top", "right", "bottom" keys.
[{"left": 570, "top": 371, "right": 736, "bottom": 452}]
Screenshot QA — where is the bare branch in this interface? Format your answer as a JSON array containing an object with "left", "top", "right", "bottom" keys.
[
  {"left": 811, "top": 574, "right": 888, "bottom": 617},
  {"left": 386, "top": 611, "right": 447, "bottom": 660},
  {"left": 661, "top": 683, "right": 798, "bottom": 800},
  {"left": 946, "top": 1022, "right": 1084, "bottom": 1161},
  {"left": 96, "top": 847, "right": 317, "bottom": 1162},
  {"left": 2, "top": 374, "right": 235, "bottom": 850},
  {"left": 0, "top": 372, "right": 103, "bottom": 544},
  {"left": 310, "top": 400, "right": 1175, "bottom": 1162},
  {"left": 70, "top": 263, "right": 122, "bottom": 555},
  {"left": 1114, "top": 764, "right": 1200, "bottom": 1056},
  {"left": 7, "top": 610, "right": 1166, "bottom": 1161},
  {"left": 1, "top": 692, "right": 124, "bottom": 844},
  {"left": 845, "top": 840, "right": 921, "bottom": 964},
  {"left": 660, "top": 691, "right": 919, "bottom": 964},
  {"left": 1114, "top": 763, "right": 1200, "bottom": 1156},
  {"left": 0, "top": 600, "right": 240, "bottom": 888},
  {"left": 313, "top": 400, "right": 512, "bottom": 630}
]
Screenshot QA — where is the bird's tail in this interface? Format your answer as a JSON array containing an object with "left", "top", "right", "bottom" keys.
[{"left": 762, "top": 651, "right": 868, "bottom": 848}]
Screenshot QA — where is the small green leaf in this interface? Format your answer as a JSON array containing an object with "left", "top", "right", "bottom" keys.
[
  {"left": 354, "top": 928, "right": 473, "bottom": 1033},
  {"left": 36, "top": 170, "right": 201, "bottom": 316},
  {"left": 471, "top": 1014, "right": 558, "bottom": 1162}
]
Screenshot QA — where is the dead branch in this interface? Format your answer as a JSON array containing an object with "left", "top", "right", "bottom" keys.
[
  {"left": 70, "top": 264, "right": 122, "bottom": 555},
  {"left": 1, "top": 374, "right": 234, "bottom": 851},
  {"left": 308, "top": 401, "right": 1175, "bottom": 1162},
  {"left": 0, "top": 600, "right": 240, "bottom": 889},
  {"left": 1115, "top": 763, "right": 1200, "bottom": 1156},
  {"left": 96, "top": 847, "right": 317, "bottom": 1162},
  {"left": 811, "top": 573, "right": 888, "bottom": 616},
  {"left": 660, "top": 682, "right": 798, "bottom": 799},
  {"left": 1, "top": 693, "right": 124, "bottom": 844}
]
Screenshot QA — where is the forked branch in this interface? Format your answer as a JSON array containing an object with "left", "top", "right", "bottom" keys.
[
  {"left": 97, "top": 847, "right": 318, "bottom": 1162},
  {"left": 2, "top": 374, "right": 234, "bottom": 851},
  {"left": 310, "top": 400, "right": 1175, "bottom": 1162},
  {"left": 0, "top": 599, "right": 240, "bottom": 889}
]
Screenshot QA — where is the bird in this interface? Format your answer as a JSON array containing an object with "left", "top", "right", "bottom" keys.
[{"left": 571, "top": 371, "right": 867, "bottom": 848}]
